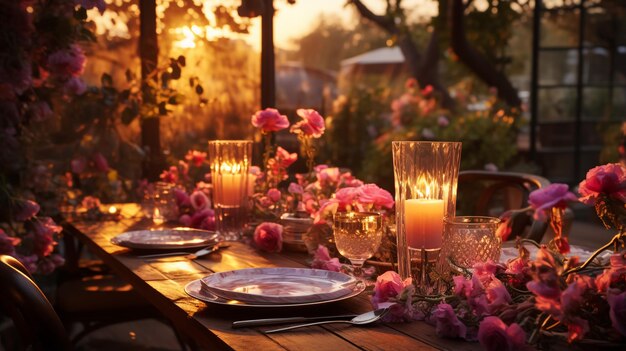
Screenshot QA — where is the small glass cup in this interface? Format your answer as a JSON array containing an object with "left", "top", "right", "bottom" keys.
[
  {"left": 332, "top": 212, "right": 384, "bottom": 278},
  {"left": 142, "top": 182, "right": 178, "bottom": 225},
  {"left": 439, "top": 216, "right": 502, "bottom": 272}
]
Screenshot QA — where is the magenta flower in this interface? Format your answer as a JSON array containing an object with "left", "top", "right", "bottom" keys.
[
  {"left": 190, "top": 208, "right": 214, "bottom": 228},
  {"left": 432, "top": 304, "right": 467, "bottom": 339},
  {"left": 485, "top": 279, "right": 512, "bottom": 313},
  {"left": 291, "top": 109, "right": 325, "bottom": 138},
  {"left": 311, "top": 245, "right": 341, "bottom": 272},
  {"left": 160, "top": 166, "right": 179, "bottom": 183},
  {"left": 526, "top": 249, "right": 561, "bottom": 300},
  {"left": 64, "top": 77, "right": 87, "bottom": 96},
  {"left": 190, "top": 190, "right": 210, "bottom": 211},
  {"left": 251, "top": 108, "right": 289, "bottom": 132},
  {"left": 313, "top": 199, "right": 338, "bottom": 224},
  {"left": 275, "top": 147, "right": 297, "bottom": 168},
  {"left": 15, "top": 200, "right": 40, "bottom": 221},
  {"left": 316, "top": 167, "right": 340, "bottom": 185},
  {"left": 179, "top": 214, "right": 192, "bottom": 227},
  {"left": 0, "top": 229, "right": 20, "bottom": 255},
  {"left": 173, "top": 188, "right": 191, "bottom": 208},
  {"left": 288, "top": 182, "right": 303, "bottom": 195},
  {"left": 477, "top": 316, "right": 526, "bottom": 351},
  {"left": 253, "top": 222, "right": 283, "bottom": 253},
  {"left": 608, "top": 291, "right": 626, "bottom": 337},
  {"left": 578, "top": 163, "right": 626, "bottom": 205},
  {"left": 32, "top": 217, "right": 62, "bottom": 257},
  {"left": 528, "top": 183, "right": 577, "bottom": 220},
  {"left": 185, "top": 150, "right": 207, "bottom": 167},
  {"left": 371, "top": 271, "right": 412, "bottom": 306},
  {"left": 334, "top": 187, "right": 359, "bottom": 208},
  {"left": 561, "top": 275, "right": 594, "bottom": 314},
  {"left": 356, "top": 184, "right": 394, "bottom": 209},
  {"left": 46, "top": 45, "right": 86, "bottom": 78},
  {"left": 92, "top": 153, "right": 109, "bottom": 173},
  {"left": 267, "top": 188, "right": 281, "bottom": 202},
  {"left": 595, "top": 251, "right": 626, "bottom": 292}
]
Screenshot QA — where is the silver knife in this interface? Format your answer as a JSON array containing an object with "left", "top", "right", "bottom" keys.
[{"left": 232, "top": 314, "right": 358, "bottom": 328}]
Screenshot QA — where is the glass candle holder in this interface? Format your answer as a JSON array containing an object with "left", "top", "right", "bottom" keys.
[
  {"left": 208, "top": 140, "right": 253, "bottom": 241},
  {"left": 392, "top": 141, "right": 462, "bottom": 292},
  {"left": 439, "top": 216, "right": 501, "bottom": 273}
]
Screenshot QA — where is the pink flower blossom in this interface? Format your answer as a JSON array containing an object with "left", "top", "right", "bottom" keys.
[
  {"left": 190, "top": 190, "right": 210, "bottom": 211},
  {"left": 173, "top": 188, "right": 191, "bottom": 208},
  {"left": 566, "top": 317, "right": 589, "bottom": 342},
  {"left": 17, "top": 254, "right": 38, "bottom": 274},
  {"left": 528, "top": 183, "right": 577, "bottom": 220},
  {"left": 485, "top": 279, "right": 512, "bottom": 313},
  {"left": 578, "top": 163, "right": 626, "bottom": 205},
  {"left": 608, "top": 290, "right": 626, "bottom": 337},
  {"left": 561, "top": 275, "right": 594, "bottom": 313},
  {"left": 275, "top": 147, "right": 297, "bottom": 168},
  {"left": 199, "top": 214, "right": 215, "bottom": 231},
  {"left": 0, "top": 229, "right": 20, "bottom": 255},
  {"left": 267, "top": 188, "right": 281, "bottom": 202},
  {"left": 291, "top": 109, "right": 325, "bottom": 138},
  {"left": 288, "top": 182, "right": 303, "bottom": 194},
  {"left": 179, "top": 214, "right": 192, "bottom": 227},
  {"left": 253, "top": 222, "right": 283, "bottom": 252},
  {"left": 317, "top": 167, "right": 340, "bottom": 185},
  {"left": 46, "top": 45, "right": 86, "bottom": 78},
  {"left": 313, "top": 199, "right": 338, "bottom": 224},
  {"left": 371, "top": 271, "right": 412, "bottom": 306},
  {"left": 251, "top": 108, "right": 289, "bottom": 132},
  {"left": 526, "top": 249, "right": 561, "bottom": 300},
  {"left": 405, "top": 78, "right": 418, "bottom": 89},
  {"left": 477, "top": 316, "right": 526, "bottom": 351},
  {"left": 32, "top": 217, "right": 62, "bottom": 257},
  {"left": 185, "top": 150, "right": 207, "bottom": 167},
  {"left": 311, "top": 245, "right": 341, "bottom": 272},
  {"left": 432, "top": 304, "right": 467, "bottom": 339},
  {"left": 64, "top": 77, "right": 87, "bottom": 96},
  {"left": 15, "top": 200, "right": 40, "bottom": 221},
  {"left": 160, "top": 166, "right": 179, "bottom": 183},
  {"left": 437, "top": 115, "right": 449, "bottom": 127},
  {"left": 334, "top": 187, "right": 359, "bottom": 208},
  {"left": 356, "top": 184, "right": 394, "bottom": 209},
  {"left": 190, "top": 209, "right": 214, "bottom": 228},
  {"left": 595, "top": 251, "right": 626, "bottom": 292}
]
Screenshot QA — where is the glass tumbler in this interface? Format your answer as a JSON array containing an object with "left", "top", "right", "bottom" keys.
[{"left": 439, "top": 216, "right": 502, "bottom": 271}]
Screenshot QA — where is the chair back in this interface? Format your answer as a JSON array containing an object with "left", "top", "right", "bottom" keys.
[
  {"left": 0, "top": 255, "right": 71, "bottom": 351},
  {"left": 457, "top": 170, "right": 550, "bottom": 241}
]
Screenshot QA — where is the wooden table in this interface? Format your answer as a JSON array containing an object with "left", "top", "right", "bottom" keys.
[{"left": 64, "top": 204, "right": 481, "bottom": 351}]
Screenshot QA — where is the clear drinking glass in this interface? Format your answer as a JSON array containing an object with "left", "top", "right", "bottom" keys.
[
  {"left": 332, "top": 212, "right": 384, "bottom": 277},
  {"left": 208, "top": 140, "right": 253, "bottom": 241},
  {"left": 440, "top": 216, "right": 502, "bottom": 271}
]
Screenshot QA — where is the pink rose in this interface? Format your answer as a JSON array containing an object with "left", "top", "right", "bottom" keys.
[
  {"left": 0, "top": 229, "right": 20, "bottom": 255},
  {"left": 267, "top": 188, "right": 281, "bottom": 202},
  {"left": 485, "top": 279, "right": 512, "bottom": 313},
  {"left": 311, "top": 245, "right": 341, "bottom": 272},
  {"left": 199, "top": 214, "right": 215, "bottom": 231},
  {"left": 356, "top": 184, "right": 394, "bottom": 209},
  {"left": 317, "top": 167, "right": 340, "bottom": 185},
  {"left": 290, "top": 109, "right": 325, "bottom": 138},
  {"left": 528, "top": 183, "right": 577, "bottom": 220},
  {"left": 173, "top": 188, "right": 191, "bottom": 208},
  {"left": 432, "top": 303, "right": 467, "bottom": 339},
  {"left": 596, "top": 251, "right": 626, "bottom": 292},
  {"left": 32, "top": 217, "right": 62, "bottom": 257},
  {"left": 15, "top": 200, "right": 40, "bottom": 221},
  {"left": 179, "top": 214, "right": 192, "bottom": 227},
  {"left": 478, "top": 316, "right": 526, "bottom": 351},
  {"left": 561, "top": 275, "right": 594, "bottom": 314},
  {"left": 253, "top": 222, "right": 283, "bottom": 252},
  {"left": 160, "top": 166, "right": 179, "bottom": 183},
  {"left": 251, "top": 108, "right": 289, "bottom": 132},
  {"left": 47, "top": 45, "right": 86, "bottom": 78},
  {"left": 313, "top": 199, "right": 338, "bottom": 224},
  {"left": 608, "top": 291, "right": 626, "bottom": 337},
  {"left": 288, "top": 182, "right": 303, "bottom": 194},
  {"left": 190, "top": 190, "right": 210, "bottom": 211},
  {"left": 190, "top": 209, "right": 214, "bottom": 228},
  {"left": 371, "top": 271, "right": 412, "bottom": 306},
  {"left": 334, "top": 187, "right": 359, "bottom": 208},
  {"left": 185, "top": 150, "right": 207, "bottom": 167},
  {"left": 578, "top": 163, "right": 626, "bottom": 205},
  {"left": 275, "top": 147, "right": 297, "bottom": 168}
]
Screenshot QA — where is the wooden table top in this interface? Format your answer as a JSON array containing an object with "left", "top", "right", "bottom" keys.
[{"left": 64, "top": 204, "right": 481, "bottom": 351}]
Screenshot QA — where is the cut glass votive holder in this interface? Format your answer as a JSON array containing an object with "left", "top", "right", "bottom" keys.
[
  {"left": 439, "top": 216, "right": 502, "bottom": 273},
  {"left": 208, "top": 140, "right": 252, "bottom": 241}
]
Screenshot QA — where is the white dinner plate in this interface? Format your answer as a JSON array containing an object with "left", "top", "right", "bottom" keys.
[
  {"left": 111, "top": 228, "right": 219, "bottom": 250},
  {"left": 184, "top": 278, "right": 366, "bottom": 307},
  {"left": 199, "top": 267, "right": 359, "bottom": 304},
  {"left": 500, "top": 242, "right": 611, "bottom": 264}
]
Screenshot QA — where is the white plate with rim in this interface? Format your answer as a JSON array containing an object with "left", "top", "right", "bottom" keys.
[
  {"left": 111, "top": 228, "right": 219, "bottom": 250},
  {"left": 184, "top": 278, "right": 366, "bottom": 307},
  {"left": 199, "top": 267, "right": 359, "bottom": 304}
]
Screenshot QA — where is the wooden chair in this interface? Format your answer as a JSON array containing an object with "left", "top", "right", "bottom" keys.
[
  {"left": 456, "top": 170, "right": 553, "bottom": 242},
  {"left": 0, "top": 255, "right": 72, "bottom": 351}
]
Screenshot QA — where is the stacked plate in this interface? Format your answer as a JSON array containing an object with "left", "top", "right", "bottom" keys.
[
  {"left": 111, "top": 228, "right": 219, "bottom": 250},
  {"left": 186, "top": 267, "right": 365, "bottom": 307}
]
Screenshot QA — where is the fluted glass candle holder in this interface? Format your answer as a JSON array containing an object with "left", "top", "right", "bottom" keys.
[
  {"left": 392, "top": 141, "right": 462, "bottom": 293},
  {"left": 208, "top": 140, "right": 253, "bottom": 241}
]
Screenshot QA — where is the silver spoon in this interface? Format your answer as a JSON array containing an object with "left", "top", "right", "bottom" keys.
[{"left": 263, "top": 308, "right": 389, "bottom": 334}]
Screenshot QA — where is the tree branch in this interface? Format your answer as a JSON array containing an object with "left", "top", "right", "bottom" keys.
[
  {"left": 349, "top": 0, "right": 396, "bottom": 33},
  {"left": 449, "top": 0, "right": 522, "bottom": 107}
]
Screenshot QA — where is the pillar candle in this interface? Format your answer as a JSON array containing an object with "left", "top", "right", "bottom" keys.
[
  {"left": 404, "top": 199, "right": 444, "bottom": 249},
  {"left": 216, "top": 173, "right": 243, "bottom": 206}
]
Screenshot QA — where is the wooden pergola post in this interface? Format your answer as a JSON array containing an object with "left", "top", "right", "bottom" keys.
[
  {"left": 139, "top": 0, "right": 163, "bottom": 180},
  {"left": 260, "top": 0, "right": 276, "bottom": 109}
]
